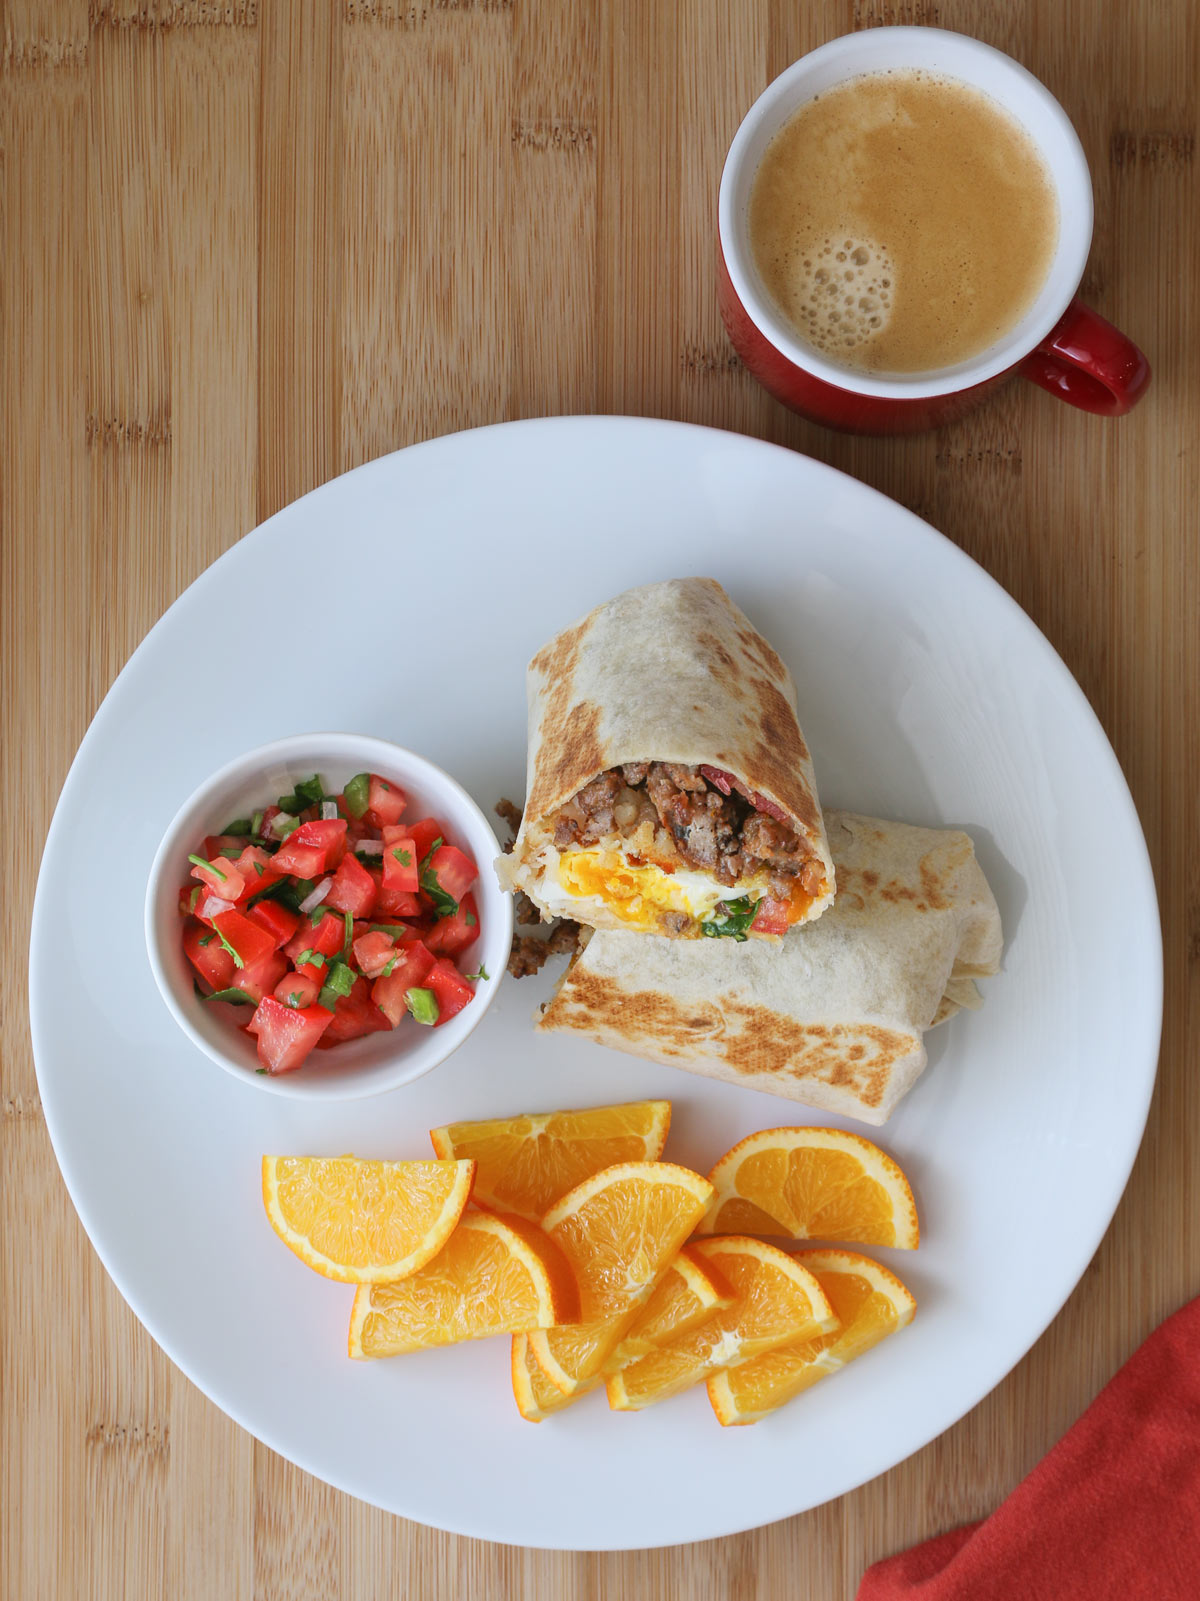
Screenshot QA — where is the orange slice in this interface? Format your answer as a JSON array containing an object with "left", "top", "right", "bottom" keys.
[
  {"left": 348, "top": 1212, "right": 579, "bottom": 1358},
  {"left": 696, "top": 1127, "right": 919, "bottom": 1249},
  {"left": 606, "top": 1236, "right": 838, "bottom": 1411},
  {"left": 511, "top": 1333, "right": 601, "bottom": 1421},
  {"left": 526, "top": 1162, "right": 715, "bottom": 1395},
  {"left": 262, "top": 1155, "right": 474, "bottom": 1283},
  {"left": 708, "top": 1249, "right": 916, "bottom": 1425},
  {"left": 429, "top": 1100, "right": 671, "bottom": 1222},
  {"left": 605, "top": 1245, "right": 733, "bottom": 1372}
]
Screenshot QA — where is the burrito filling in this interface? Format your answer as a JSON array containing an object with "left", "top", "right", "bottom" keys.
[{"left": 539, "top": 762, "right": 827, "bottom": 938}]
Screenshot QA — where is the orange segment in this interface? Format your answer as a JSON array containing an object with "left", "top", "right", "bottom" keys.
[
  {"left": 511, "top": 1333, "right": 601, "bottom": 1421},
  {"left": 262, "top": 1155, "right": 474, "bottom": 1283},
  {"left": 708, "top": 1249, "right": 916, "bottom": 1425},
  {"left": 429, "top": 1100, "right": 670, "bottom": 1222},
  {"left": 606, "top": 1236, "right": 837, "bottom": 1412},
  {"left": 696, "top": 1127, "right": 919, "bottom": 1249},
  {"left": 348, "top": 1212, "right": 579, "bottom": 1358},
  {"left": 527, "top": 1162, "right": 715, "bottom": 1396},
  {"left": 605, "top": 1245, "right": 733, "bottom": 1372}
]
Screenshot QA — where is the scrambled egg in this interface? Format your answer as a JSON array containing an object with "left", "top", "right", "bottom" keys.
[{"left": 550, "top": 848, "right": 737, "bottom": 933}]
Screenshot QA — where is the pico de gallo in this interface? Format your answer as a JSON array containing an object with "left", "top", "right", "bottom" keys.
[{"left": 178, "top": 771, "right": 487, "bottom": 1074}]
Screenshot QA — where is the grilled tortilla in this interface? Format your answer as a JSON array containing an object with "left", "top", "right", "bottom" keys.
[
  {"left": 497, "top": 578, "right": 835, "bottom": 939},
  {"left": 535, "top": 811, "right": 1002, "bottom": 1125}
]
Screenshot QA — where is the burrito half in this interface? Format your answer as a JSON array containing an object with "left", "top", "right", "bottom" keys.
[
  {"left": 498, "top": 578, "right": 835, "bottom": 940},
  {"left": 535, "top": 811, "right": 1002, "bottom": 1125}
]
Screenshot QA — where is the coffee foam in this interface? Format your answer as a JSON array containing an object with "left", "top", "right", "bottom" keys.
[
  {"left": 782, "top": 235, "right": 895, "bottom": 355},
  {"left": 746, "top": 70, "right": 1059, "bottom": 375}
]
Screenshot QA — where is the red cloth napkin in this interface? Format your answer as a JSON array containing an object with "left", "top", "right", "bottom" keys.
[{"left": 857, "top": 1293, "right": 1200, "bottom": 1601}]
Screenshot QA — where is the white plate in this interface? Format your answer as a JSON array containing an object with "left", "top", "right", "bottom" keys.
[{"left": 30, "top": 417, "right": 1161, "bottom": 1550}]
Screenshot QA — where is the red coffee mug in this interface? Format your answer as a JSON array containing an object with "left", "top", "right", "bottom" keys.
[{"left": 718, "top": 29, "right": 1151, "bottom": 435}]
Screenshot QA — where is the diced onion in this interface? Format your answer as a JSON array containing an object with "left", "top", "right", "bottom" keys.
[
  {"left": 321, "top": 800, "right": 339, "bottom": 820},
  {"left": 270, "top": 811, "right": 294, "bottom": 838},
  {"left": 298, "top": 877, "right": 333, "bottom": 914},
  {"left": 355, "top": 838, "right": 384, "bottom": 857}
]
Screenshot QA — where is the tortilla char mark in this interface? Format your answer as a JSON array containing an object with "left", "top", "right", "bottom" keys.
[
  {"left": 544, "top": 973, "right": 915, "bottom": 1112},
  {"left": 718, "top": 1000, "right": 915, "bottom": 1110},
  {"left": 542, "top": 970, "right": 727, "bottom": 1057},
  {"left": 747, "top": 676, "right": 819, "bottom": 835},
  {"left": 525, "top": 613, "right": 603, "bottom": 820}
]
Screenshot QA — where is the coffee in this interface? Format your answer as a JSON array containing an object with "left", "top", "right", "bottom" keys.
[{"left": 747, "top": 70, "right": 1058, "bottom": 375}]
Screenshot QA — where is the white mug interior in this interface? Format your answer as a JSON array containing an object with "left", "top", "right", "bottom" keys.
[{"left": 719, "top": 27, "right": 1094, "bottom": 400}]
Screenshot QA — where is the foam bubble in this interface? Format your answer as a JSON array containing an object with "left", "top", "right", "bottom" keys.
[{"left": 783, "top": 235, "right": 896, "bottom": 355}]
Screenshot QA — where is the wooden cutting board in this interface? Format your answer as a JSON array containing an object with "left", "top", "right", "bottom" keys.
[{"left": 3, "top": 1, "right": 1197, "bottom": 1595}]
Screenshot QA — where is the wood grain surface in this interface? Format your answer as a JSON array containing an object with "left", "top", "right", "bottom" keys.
[{"left": 3, "top": 1, "right": 1197, "bottom": 1595}]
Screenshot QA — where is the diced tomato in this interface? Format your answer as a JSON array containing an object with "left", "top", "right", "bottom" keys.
[
  {"left": 318, "top": 976, "right": 392, "bottom": 1046},
  {"left": 424, "top": 892, "right": 480, "bottom": 957},
  {"left": 246, "top": 898, "right": 301, "bottom": 949},
  {"left": 406, "top": 817, "right": 450, "bottom": 862},
  {"left": 259, "top": 804, "right": 283, "bottom": 834},
  {"left": 274, "top": 971, "right": 322, "bottom": 1009},
  {"left": 265, "top": 838, "right": 323, "bottom": 878},
  {"left": 425, "top": 958, "right": 475, "bottom": 1026},
  {"left": 246, "top": 996, "right": 332, "bottom": 1073},
  {"left": 378, "top": 884, "right": 422, "bottom": 918},
  {"left": 183, "top": 920, "right": 236, "bottom": 993},
  {"left": 272, "top": 817, "right": 347, "bottom": 876},
  {"left": 191, "top": 855, "right": 247, "bottom": 901},
  {"left": 283, "top": 908, "right": 345, "bottom": 978},
  {"left": 371, "top": 940, "right": 436, "bottom": 1026},
  {"left": 232, "top": 950, "right": 289, "bottom": 1005},
  {"left": 211, "top": 909, "right": 278, "bottom": 970},
  {"left": 381, "top": 833, "right": 419, "bottom": 894},
  {"left": 425, "top": 844, "right": 477, "bottom": 904},
  {"left": 749, "top": 895, "right": 790, "bottom": 936},
  {"left": 364, "top": 774, "right": 407, "bottom": 829},
  {"left": 352, "top": 929, "right": 397, "bottom": 979},
  {"left": 233, "top": 844, "right": 282, "bottom": 904},
  {"left": 323, "top": 852, "right": 377, "bottom": 918}
]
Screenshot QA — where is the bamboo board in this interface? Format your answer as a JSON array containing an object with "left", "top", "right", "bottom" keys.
[{"left": 3, "top": 2, "right": 1197, "bottom": 1596}]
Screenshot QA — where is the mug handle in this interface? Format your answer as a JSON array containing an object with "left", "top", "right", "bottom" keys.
[{"left": 1018, "top": 298, "right": 1151, "bottom": 416}]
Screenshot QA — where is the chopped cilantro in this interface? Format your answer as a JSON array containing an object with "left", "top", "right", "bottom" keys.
[
  {"left": 296, "top": 948, "right": 327, "bottom": 969},
  {"left": 341, "top": 910, "right": 354, "bottom": 960},
  {"left": 222, "top": 817, "right": 252, "bottom": 836},
  {"left": 276, "top": 774, "right": 324, "bottom": 814},
  {"left": 464, "top": 963, "right": 490, "bottom": 982},
  {"left": 216, "top": 845, "right": 243, "bottom": 859},
  {"left": 251, "top": 875, "right": 312, "bottom": 912},
  {"left": 380, "top": 953, "right": 399, "bottom": 978},
  {"left": 204, "top": 987, "right": 255, "bottom": 1006},
  {"left": 251, "top": 810, "right": 264, "bottom": 838},
  {"left": 700, "top": 896, "right": 762, "bottom": 942},
  {"left": 405, "top": 987, "right": 439, "bottom": 1026},
  {"left": 368, "top": 922, "right": 408, "bottom": 937},
  {"left": 213, "top": 926, "right": 245, "bottom": 968},
  {"left": 391, "top": 846, "right": 413, "bottom": 868},
  {"left": 418, "top": 837, "right": 458, "bottom": 919},
  {"left": 188, "top": 852, "right": 226, "bottom": 882},
  {"left": 198, "top": 931, "right": 215, "bottom": 947},
  {"left": 342, "top": 772, "right": 371, "bottom": 819}
]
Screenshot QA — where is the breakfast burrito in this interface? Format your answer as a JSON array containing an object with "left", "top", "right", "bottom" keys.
[
  {"left": 535, "top": 811, "right": 1002, "bottom": 1125},
  {"left": 497, "top": 578, "right": 835, "bottom": 940}
]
